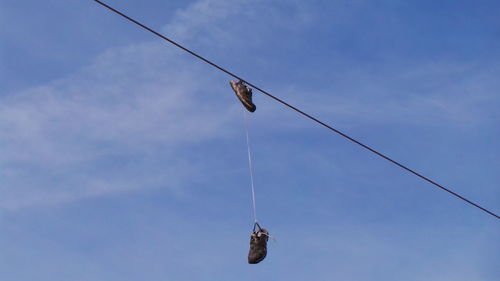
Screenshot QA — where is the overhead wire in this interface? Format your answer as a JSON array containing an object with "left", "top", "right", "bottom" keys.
[{"left": 93, "top": 0, "right": 499, "bottom": 220}]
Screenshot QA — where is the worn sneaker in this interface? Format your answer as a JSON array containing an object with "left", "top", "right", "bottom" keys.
[
  {"left": 230, "top": 80, "right": 256, "bottom": 112},
  {"left": 248, "top": 224, "right": 269, "bottom": 264}
]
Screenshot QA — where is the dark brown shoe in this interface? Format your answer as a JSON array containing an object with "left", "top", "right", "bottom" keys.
[
  {"left": 230, "top": 80, "right": 256, "bottom": 112},
  {"left": 248, "top": 223, "right": 268, "bottom": 264}
]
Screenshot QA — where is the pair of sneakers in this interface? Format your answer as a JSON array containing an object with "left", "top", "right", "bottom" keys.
[
  {"left": 230, "top": 80, "right": 256, "bottom": 112},
  {"left": 248, "top": 223, "right": 269, "bottom": 264},
  {"left": 231, "top": 81, "right": 265, "bottom": 263}
]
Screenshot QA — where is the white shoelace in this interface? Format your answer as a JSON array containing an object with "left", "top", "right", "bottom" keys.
[{"left": 243, "top": 110, "right": 258, "bottom": 224}]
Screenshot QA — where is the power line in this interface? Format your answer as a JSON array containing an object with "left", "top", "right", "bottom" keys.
[{"left": 93, "top": 0, "right": 499, "bottom": 220}]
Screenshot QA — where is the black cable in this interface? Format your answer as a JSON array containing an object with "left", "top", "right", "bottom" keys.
[{"left": 94, "top": 0, "right": 499, "bottom": 220}]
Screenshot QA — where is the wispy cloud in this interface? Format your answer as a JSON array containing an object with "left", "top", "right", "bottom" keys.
[
  {"left": 0, "top": 41, "right": 232, "bottom": 210},
  {"left": 273, "top": 60, "right": 500, "bottom": 129},
  {"left": 0, "top": 0, "right": 322, "bottom": 210},
  {"left": 164, "top": 0, "right": 315, "bottom": 40},
  {"left": 2, "top": 0, "right": 498, "bottom": 211}
]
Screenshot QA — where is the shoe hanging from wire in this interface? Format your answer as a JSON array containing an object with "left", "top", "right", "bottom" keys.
[{"left": 230, "top": 80, "right": 256, "bottom": 112}]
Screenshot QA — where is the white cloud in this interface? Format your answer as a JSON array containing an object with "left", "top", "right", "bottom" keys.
[
  {"left": 276, "top": 61, "right": 500, "bottom": 129},
  {"left": 0, "top": 43, "right": 233, "bottom": 210},
  {"left": 0, "top": 0, "right": 317, "bottom": 210},
  {"left": 0, "top": 0, "right": 312, "bottom": 209},
  {"left": 2, "top": 0, "right": 498, "bottom": 211},
  {"left": 163, "top": 0, "right": 316, "bottom": 50}
]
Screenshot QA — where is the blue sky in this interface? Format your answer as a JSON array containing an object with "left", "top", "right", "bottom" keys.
[{"left": 1, "top": 0, "right": 499, "bottom": 280}]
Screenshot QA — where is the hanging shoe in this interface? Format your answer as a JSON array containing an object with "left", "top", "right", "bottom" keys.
[
  {"left": 230, "top": 80, "right": 256, "bottom": 112},
  {"left": 248, "top": 223, "right": 269, "bottom": 264}
]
